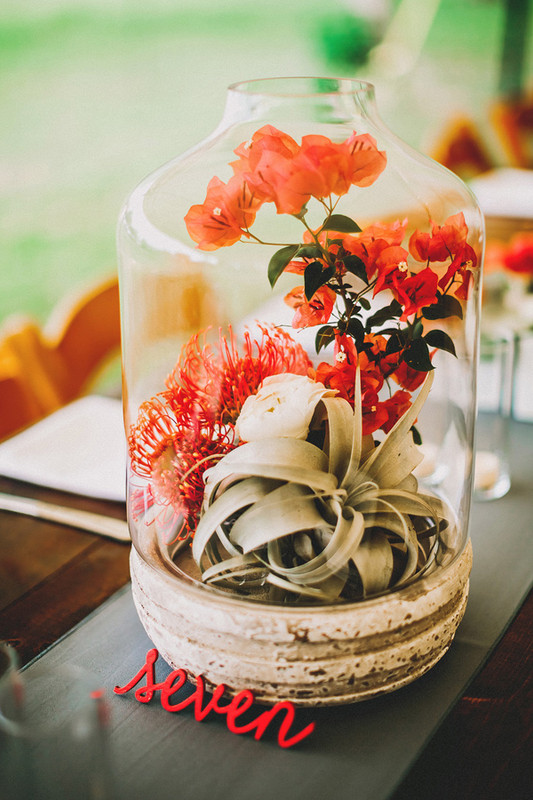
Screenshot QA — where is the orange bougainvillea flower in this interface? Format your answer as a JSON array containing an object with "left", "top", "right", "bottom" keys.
[
  {"left": 184, "top": 174, "right": 262, "bottom": 250},
  {"left": 372, "top": 245, "right": 411, "bottom": 295},
  {"left": 409, "top": 212, "right": 469, "bottom": 263},
  {"left": 284, "top": 284, "right": 336, "bottom": 328},
  {"left": 231, "top": 125, "right": 309, "bottom": 215},
  {"left": 380, "top": 390, "right": 413, "bottom": 433},
  {"left": 390, "top": 359, "right": 427, "bottom": 391},
  {"left": 438, "top": 242, "right": 478, "bottom": 293},
  {"left": 314, "top": 333, "right": 414, "bottom": 437},
  {"left": 229, "top": 126, "right": 386, "bottom": 216},
  {"left": 315, "top": 333, "right": 357, "bottom": 402},
  {"left": 502, "top": 232, "right": 533, "bottom": 276},
  {"left": 393, "top": 266, "right": 439, "bottom": 320},
  {"left": 315, "top": 218, "right": 407, "bottom": 281},
  {"left": 232, "top": 124, "right": 300, "bottom": 168},
  {"left": 293, "top": 131, "right": 387, "bottom": 199}
]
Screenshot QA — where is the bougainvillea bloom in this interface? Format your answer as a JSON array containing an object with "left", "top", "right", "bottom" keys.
[
  {"left": 294, "top": 131, "right": 387, "bottom": 199},
  {"left": 502, "top": 233, "right": 533, "bottom": 276},
  {"left": 409, "top": 212, "right": 470, "bottom": 263},
  {"left": 313, "top": 333, "right": 417, "bottom": 436},
  {"left": 394, "top": 267, "right": 439, "bottom": 320},
  {"left": 231, "top": 126, "right": 385, "bottom": 216},
  {"left": 372, "top": 245, "right": 411, "bottom": 295},
  {"left": 438, "top": 242, "right": 477, "bottom": 295},
  {"left": 390, "top": 359, "right": 427, "bottom": 391},
  {"left": 284, "top": 284, "right": 336, "bottom": 328},
  {"left": 380, "top": 390, "right": 413, "bottom": 433},
  {"left": 184, "top": 175, "right": 262, "bottom": 250}
]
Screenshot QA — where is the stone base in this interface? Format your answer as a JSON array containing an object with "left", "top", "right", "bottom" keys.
[{"left": 130, "top": 539, "right": 472, "bottom": 707}]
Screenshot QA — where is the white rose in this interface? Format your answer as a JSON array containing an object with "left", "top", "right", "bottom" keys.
[{"left": 235, "top": 373, "right": 334, "bottom": 442}]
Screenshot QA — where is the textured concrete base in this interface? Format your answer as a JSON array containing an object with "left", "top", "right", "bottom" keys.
[{"left": 130, "top": 539, "right": 472, "bottom": 707}]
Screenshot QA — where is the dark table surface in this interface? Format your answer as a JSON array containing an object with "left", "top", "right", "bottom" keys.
[{"left": 0, "top": 459, "right": 531, "bottom": 800}]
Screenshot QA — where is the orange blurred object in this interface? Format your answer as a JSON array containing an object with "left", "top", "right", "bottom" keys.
[{"left": 0, "top": 276, "right": 121, "bottom": 442}]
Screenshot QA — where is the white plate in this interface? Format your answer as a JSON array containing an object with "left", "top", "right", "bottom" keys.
[{"left": 0, "top": 396, "right": 126, "bottom": 501}]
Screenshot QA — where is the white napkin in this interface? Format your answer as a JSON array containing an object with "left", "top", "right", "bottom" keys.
[
  {"left": 469, "top": 168, "right": 533, "bottom": 219},
  {"left": 0, "top": 396, "right": 126, "bottom": 502}
]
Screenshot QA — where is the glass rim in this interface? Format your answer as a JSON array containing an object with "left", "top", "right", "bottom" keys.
[{"left": 227, "top": 76, "right": 376, "bottom": 99}]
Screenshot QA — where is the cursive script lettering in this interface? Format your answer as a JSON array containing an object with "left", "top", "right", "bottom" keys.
[{"left": 114, "top": 649, "right": 315, "bottom": 748}]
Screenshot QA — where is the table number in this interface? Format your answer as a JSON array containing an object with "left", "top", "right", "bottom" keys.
[{"left": 114, "top": 649, "right": 316, "bottom": 749}]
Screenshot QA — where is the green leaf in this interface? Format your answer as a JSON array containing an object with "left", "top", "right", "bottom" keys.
[
  {"left": 424, "top": 329, "right": 457, "bottom": 357},
  {"left": 410, "top": 426, "right": 422, "bottom": 446},
  {"left": 366, "top": 299, "right": 403, "bottom": 330},
  {"left": 422, "top": 293, "right": 463, "bottom": 320},
  {"left": 304, "top": 261, "right": 335, "bottom": 300},
  {"left": 296, "top": 244, "right": 323, "bottom": 260},
  {"left": 346, "top": 317, "right": 365, "bottom": 347},
  {"left": 412, "top": 320, "right": 424, "bottom": 339},
  {"left": 267, "top": 245, "right": 299, "bottom": 288},
  {"left": 343, "top": 254, "right": 368, "bottom": 283},
  {"left": 321, "top": 214, "right": 362, "bottom": 234},
  {"left": 359, "top": 297, "right": 371, "bottom": 311},
  {"left": 402, "top": 339, "right": 434, "bottom": 372},
  {"left": 315, "top": 325, "right": 336, "bottom": 353},
  {"left": 385, "top": 330, "right": 405, "bottom": 355}
]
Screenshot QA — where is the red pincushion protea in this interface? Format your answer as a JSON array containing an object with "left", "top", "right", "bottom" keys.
[
  {"left": 128, "top": 323, "right": 312, "bottom": 538},
  {"left": 166, "top": 322, "right": 313, "bottom": 424},
  {"left": 128, "top": 389, "right": 235, "bottom": 539}
]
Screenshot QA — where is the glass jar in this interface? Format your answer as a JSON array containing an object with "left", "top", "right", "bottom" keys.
[{"left": 118, "top": 77, "right": 483, "bottom": 610}]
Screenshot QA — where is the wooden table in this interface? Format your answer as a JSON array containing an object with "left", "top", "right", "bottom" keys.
[
  {"left": 0, "top": 475, "right": 130, "bottom": 666},
  {"left": 0, "top": 475, "right": 531, "bottom": 800}
]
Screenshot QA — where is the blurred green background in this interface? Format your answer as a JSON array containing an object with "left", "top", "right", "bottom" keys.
[{"left": 1, "top": 0, "right": 531, "bottom": 327}]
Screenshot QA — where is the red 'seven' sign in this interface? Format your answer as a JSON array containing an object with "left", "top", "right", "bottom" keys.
[{"left": 114, "top": 649, "right": 316, "bottom": 748}]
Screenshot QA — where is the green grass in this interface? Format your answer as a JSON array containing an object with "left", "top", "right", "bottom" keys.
[{"left": 0, "top": 0, "right": 530, "bottom": 327}]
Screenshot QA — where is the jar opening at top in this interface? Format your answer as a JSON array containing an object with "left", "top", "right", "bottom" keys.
[{"left": 227, "top": 77, "right": 375, "bottom": 99}]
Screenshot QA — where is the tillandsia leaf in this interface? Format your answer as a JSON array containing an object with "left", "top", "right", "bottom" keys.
[
  {"left": 267, "top": 244, "right": 299, "bottom": 287},
  {"left": 265, "top": 501, "right": 365, "bottom": 585},
  {"left": 266, "top": 572, "right": 345, "bottom": 601},
  {"left": 339, "top": 361, "right": 363, "bottom": 489},
  {"left": 304, "top": 261, "right": 335, "bottom": 300},
  {"left": 201, "top": 553, "right": 264, "bottom": 584},
  {"left": 320, "top": 396, "right": 355, "bottom": 482},
  {"left": 203, "top": 438, "right": 338, "bottom": 501},
  {"left": 354, "top": 372, "right": 433, "bottom": 492},
  {"left": 192, "top": 476, "right": 280, "bottom": 566},
  {"left": 351, "top": 532, "right": 393, "bottom": 595},
  {"left": 424, "top": 329, "right": 457, "bottom": 357},
  {"left": 422, "top": 293, "right": 463, "bottom": 320},
  {"left": 321, "top": 214, "right": 362, "bottom": 233},
  {"left": 190, "top": 368, "right": 454, "bottom": 603},
  {"left": 230, "top": 483, "right": 329, "bottom": 553}
]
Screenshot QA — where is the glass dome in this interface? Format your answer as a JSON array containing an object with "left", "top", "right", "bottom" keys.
[{"left": 118, "top": 77, "right": 484, "bottom": 606}]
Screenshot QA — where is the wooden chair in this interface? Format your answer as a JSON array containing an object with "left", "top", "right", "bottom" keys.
[
  {"left": 491, "top": 94, "right": 533, "bottom": 169},
  {"left": 0, "top": 276, "right": 121, "bottom": 442},
  {"left": 431, "top": 116, "right": 495, "bottom": 180}
]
